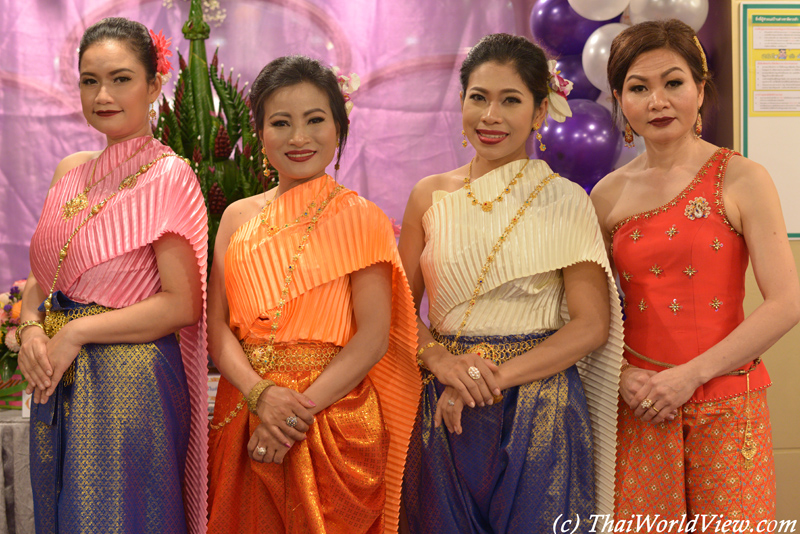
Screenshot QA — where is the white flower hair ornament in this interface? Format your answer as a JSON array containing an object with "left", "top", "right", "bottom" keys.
[
  {"left": 331, "top": 66, "right": 360, "bottom": 117},
  {"left": 545, "top": 60, "right": 573, "bottom": 123}
]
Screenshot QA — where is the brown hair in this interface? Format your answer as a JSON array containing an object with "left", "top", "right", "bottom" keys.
[
  {"left": 79, "top": 18, "right": 158, "bottom": 83},
  {"left": 607, "top": 19, "right": 716, "bottom": 126}
]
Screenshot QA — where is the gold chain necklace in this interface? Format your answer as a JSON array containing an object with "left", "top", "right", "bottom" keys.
[
  {"left": 44, "top": 153, "right": 188, "bottom": 334},
  {"left": 62, "top": 137, "right": 154, "bottom": 220},
  {"left": 259, "top": 182, "right": 328, "bottom": 236},
  {"left": 463, "top": 158, "right": 530, "bottom": 212},
  {"left": 448, "top": 171, "right": 558, "bottom": 352}
]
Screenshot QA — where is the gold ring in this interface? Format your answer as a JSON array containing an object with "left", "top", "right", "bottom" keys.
[
  {"left": 255, "top": 446, "right": 267, "bottom": 456},
  {"left": 650, "top": 406, "right": 660, "bottom": 414},
  {"left": 467, "top": 366, "right": 481, "bottom": 380},
  {"left": 285, "top": 415, "right": 298, "bottom": 428},
  {"left": 640, "top": 399, "right": 654, "bottom": 410}
]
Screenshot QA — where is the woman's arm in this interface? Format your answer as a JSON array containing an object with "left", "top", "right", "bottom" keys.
[
  {"left": 494, "top": 261, "right": 610, "bottom": 389},
  {"left": 630, "top": 158, "right": 800, "bottom": 424},
  {"left": 18, "top": 273, "right": 52, "bottom": 399},
  {"left": 39, "top": 232, "right": 203, "bottom": 400},
  {"left": 397, "top": 178, "right": 499, "bottom": 408},
  {"left": 301, "top": 262, "right": 392, "bottom": 412}
]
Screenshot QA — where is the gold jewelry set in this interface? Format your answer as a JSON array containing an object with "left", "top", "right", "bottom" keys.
[
  {"left": 212, "top": 184, "right": 345, "bottom": 432},
  {"left": 417, "top": 161, "right": 558, "bottom": 394},
  {"left": 61, "top": 137, "right": 154, "bottom": 220},
  {"left": 463, "top": 158, "right": 530, "bottom": 212}
]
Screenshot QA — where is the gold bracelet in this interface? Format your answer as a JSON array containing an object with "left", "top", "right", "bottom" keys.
[
  {"left": 246, "top": 379, "right": 276, "bottom": 414},
  {"left": 620, "top": 360, "right": 634, "bottom": 374},
  {"left": 416, "top": 341, "right": 444, "bottom": 370},
  {"left": 15, "top": 321, "right": 45, "bottom": 346}
]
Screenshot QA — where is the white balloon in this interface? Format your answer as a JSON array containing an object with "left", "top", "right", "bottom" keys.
[
  {"left": 595, "top": 91, "right": 615, "bottom": 113},
  {"left": 582, "top": 23, "right": 630, "bottom": 93},
  {"left": 568, "top": 0, "right": 631, "bottom": 22},
  {"left": 628, "top": 0, "right": 709, "bottom": 31}
]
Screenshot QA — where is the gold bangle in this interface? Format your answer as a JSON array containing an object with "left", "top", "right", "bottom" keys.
[
  {"left": 246, "top": 379, "right": 276, "bottom": 414},
  {"left": 15, "top": 321, "right": 45, "bottom": 346}
]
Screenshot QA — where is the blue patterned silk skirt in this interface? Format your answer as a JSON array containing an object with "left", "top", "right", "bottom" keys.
[
  {"left": 30, "top": 292, "right": 191, "bottom": 534},
  {"left": 403, "top": 331, "right": 595, "bottom": 534}
]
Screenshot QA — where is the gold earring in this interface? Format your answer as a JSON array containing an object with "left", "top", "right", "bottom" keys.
[
  {"left": 624, "top": 122, "right": 635, "bottom": 148},
  {"left": 261, "top": 147, "right": 270, "bottom": 177},
  {"left": 695, "top": 111, "right": 702, "bottom": 137},
  {"left": 462, "top": 130, "right": 468, "bottom": 148},
  {"left": 149, "top": 102, "right": 156, "bottom": 120},
  {"left": 533, "top": 123, "right": 545, "bottom": 152}
]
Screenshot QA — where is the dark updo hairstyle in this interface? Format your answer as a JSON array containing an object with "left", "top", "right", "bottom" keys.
[
  {"left": 78, "top": 17, "right": 158, "bottom": 82},
  {"left": 607, "top": 19, "right": 716, "bottom": 126},
  {"left": 459, "top": 33, "right": 550, "bottom": 109},
  {"left": 250, "top": 55, "right": 349, "bottom": 169}
]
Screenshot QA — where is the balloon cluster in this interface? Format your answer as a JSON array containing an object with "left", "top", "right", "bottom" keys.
[{"left": 528, "top": 0, "right": 708, "bottom": 191}]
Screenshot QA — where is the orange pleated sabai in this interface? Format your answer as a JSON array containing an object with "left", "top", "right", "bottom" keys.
[{"left": 207, "top": 175, "right": 420, "bottom": 534}]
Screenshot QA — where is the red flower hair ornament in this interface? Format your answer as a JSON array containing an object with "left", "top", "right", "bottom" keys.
[{"left": 149, "top": 29, "right": 174, "bottom": 83}]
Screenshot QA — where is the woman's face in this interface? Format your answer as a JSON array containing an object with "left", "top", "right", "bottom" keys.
[
  {"left": 79, "top": 40, "right": 160, "bottom": 144},
  {"left": 616, "top": 48, "right": 704, "bottom": 145},
  {"left": 260, "top": 81, "right": 338, "bottom": 184},
  {"left": 461, "top": 61, "right": 545, "bottom": 166}
]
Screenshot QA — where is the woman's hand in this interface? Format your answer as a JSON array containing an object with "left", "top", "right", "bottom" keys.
[
  {"left": 619, "top": 366, "right": 656, "bottom": 407},
  {"left": 630, "top": 365, "right": 698, "bottom": 424},
  {"left": 18, "top": 328, "right": 52, "bottom": 403},
  {"left": 247, "top": 423, "right": 295, "bottom": 464},
  {"left": 41, "top": 322, "right": 84, "bottom": 401},
  {"left": 427, "top": 348, "right": 500, "bottom": 408},
  {"left": 434, "top": 386, "right": 466, "bottom": 434},
  {"left": 255, "top": 386, "right": 316, "bottom": 446}
]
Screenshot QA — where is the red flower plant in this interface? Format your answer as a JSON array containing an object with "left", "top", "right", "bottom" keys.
[{"left": 149, "top": 29, "right": 174, "bottom": 76}]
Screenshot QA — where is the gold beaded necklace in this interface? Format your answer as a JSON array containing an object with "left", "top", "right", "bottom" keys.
[
  {"left": 259, "top": 181, "right": 329, "bottom": 236},
  {"left": 44, "top": 153, "right": 187, "bottom": 335},
  {"left": 463, "top": 158, "right": 530, "bottom": 212},
  {"left": 62, "top": 137, "right": 154, "bottom": 220},
  {"left": 447, "top": 170, "right": 558, "bottom": 352}
]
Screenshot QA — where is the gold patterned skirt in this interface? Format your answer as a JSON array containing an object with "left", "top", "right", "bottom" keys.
[
  {"left": 208, "top": 341, "right": 389, "bottom": 534},
  {"left": 30, "top": 292, "right": 191, "bottom": 534}
]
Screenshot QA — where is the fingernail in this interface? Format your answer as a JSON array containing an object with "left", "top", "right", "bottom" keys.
[
  {"left": 494, "top": 389, "right": 501, "bottom": 395},
  {"left": 469, "top": 402, "right": 475, "bottom": 408},
  {"left": 45, "top": 381, "right": 50, "bottom": 387},
  {"left": 487, "top": 400, "right": 493, "bottom": 406},
  {"left": 284, "top": 442, "right": 291, "bottom": 448},
  {"left": 46, "top": 370, "right": 52, "bottom": 376},
  {"left": 308, "top": 400, "right": 316, "bottom": 407}
]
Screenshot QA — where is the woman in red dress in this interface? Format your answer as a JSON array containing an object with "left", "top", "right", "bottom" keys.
[{"left": 591, "top": 19, "right": 800, "bottom": 525}]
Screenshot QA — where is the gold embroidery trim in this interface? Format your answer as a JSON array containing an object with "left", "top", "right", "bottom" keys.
[
  {"left": 46, "top": 304, "right": 113, "bottom": 385},
  {"left": 609, "top": 147, "right": 725, "bottom": 239},
  {"left": 712, "top": 149, "right": 743, "bottom": 236}
]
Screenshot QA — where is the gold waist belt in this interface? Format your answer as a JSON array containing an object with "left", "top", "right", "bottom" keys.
[
  {"left": 241, "top": 342, "right": 342, "bottom": 375},
  {"left": 624, "top": 343, "right": 762, "bottom": 376},
  {"left": 46, "top": 304, "right": 112, "bottom": 386}
]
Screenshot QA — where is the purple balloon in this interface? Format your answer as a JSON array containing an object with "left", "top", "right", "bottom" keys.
[
  {"left": 530, "top": 0, "right": 620, "bottom": 56},
  {"left": 554, "top": 55, "right": 600, "bottom": 101},
  {"left": 529, "top": 99, "right": 622, "bottom": 191}
]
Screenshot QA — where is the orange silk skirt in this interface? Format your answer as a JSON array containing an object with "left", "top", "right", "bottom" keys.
[
  {"left": 615, "top": 390, "right": 775, "bottom": 531},
  {"left": 208, "top": 369, "right": 389, "bottom": 534}
]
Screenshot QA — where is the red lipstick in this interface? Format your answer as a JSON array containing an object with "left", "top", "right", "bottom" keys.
[
  {"left": 286, "top": 150, "right": 315, "bottom": 162},
  {"left": 648, "top": 117, "right": 675, "bottom": 127},
  {"left": 95, "top": 110, "right": 121, "bottom": 117},
  {"left": 476, "top": 129, "right": 508, "bottom": 145}
]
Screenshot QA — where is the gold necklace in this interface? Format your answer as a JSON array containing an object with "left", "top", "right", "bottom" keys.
[
  {"left": 463, "top": 158, "right": 531, "bottom": 212},
  {"left": 62, "top": 137, "right": 154, "bottom": 220},
  {"left": 259, "top": 181, "right": 329, "bottom": 235},
  {"left": 448, "top": 171, "right": 558, "bottom": 351}
]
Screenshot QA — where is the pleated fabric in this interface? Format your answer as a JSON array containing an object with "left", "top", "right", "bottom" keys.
[
  {"left": 418, "top": 159, "right": 624, "bottom": 515},
  {"left": 211, "top": 175, "right": 420, "bottom": 534},
  {"left": 29, "top": 136, "right": 209, "bottom": 534}
]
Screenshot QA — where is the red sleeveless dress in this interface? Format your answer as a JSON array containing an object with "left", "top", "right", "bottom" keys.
[{"left": 611, "top": 148, "right": 775, "bottom": 526}]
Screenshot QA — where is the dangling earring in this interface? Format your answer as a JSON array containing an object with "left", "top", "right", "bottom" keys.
[
  {"left": 149, "top": 102, "right": 157, "bottom": 121},
  {"left": 261, "top": 147, "right": 270, "bottom": 178},
  {"left": 335, "top": 141, "right": 340, "bottom": 171},
  {"left": 624, "top": 122, "right": 635, "bottom": 148},
  {"left": 533, "top": 123, "right": 545, "bottom": 152},
  {"left": 461, "top": 130, "right": 468, "bottom": 148},
  {"left": 695, "top": 111, "right": 702, "bottom": 138}
]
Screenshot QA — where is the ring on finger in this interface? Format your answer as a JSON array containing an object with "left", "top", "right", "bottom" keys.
[
  {"left": 640, "top": 398, "right": 654, "bottom": 410},
  {"left": 467, "top": 366, "right": 481, "bottom": 380},
  {"left": 447, "top": 399, "right": 455, "bottom": 406},
  {"left": 285, "top": 415, "right": 298, "bottom": 428},
  {"left": 255, "top": 446, "right": 267, "bottom": 456},
  {"left": 650, "top": 406, "right": 660, "bottom": 414}
]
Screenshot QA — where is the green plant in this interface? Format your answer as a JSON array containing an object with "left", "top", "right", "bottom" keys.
[{"left": 154, "top": 0, "right": 275, "bottom": 262}]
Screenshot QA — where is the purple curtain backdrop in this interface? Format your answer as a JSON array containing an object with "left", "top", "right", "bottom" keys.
[{"left": 0, "top": 0, "right": 541, "bottom": 284}]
